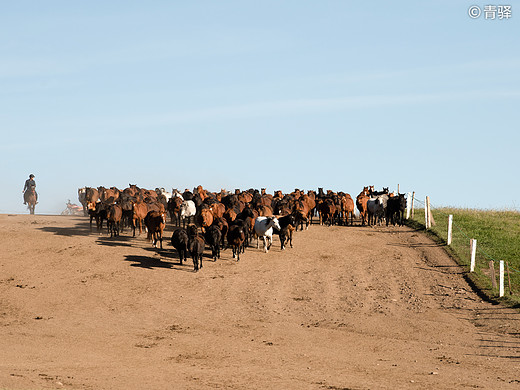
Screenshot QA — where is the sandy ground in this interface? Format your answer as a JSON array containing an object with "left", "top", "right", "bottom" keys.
[{"left": 0, "top": 213, "right": 519, "bottom": 390}]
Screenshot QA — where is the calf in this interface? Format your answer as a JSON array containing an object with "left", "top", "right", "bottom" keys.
[{"left": 144, "top": 211, "right": 166, "bottom": 249}]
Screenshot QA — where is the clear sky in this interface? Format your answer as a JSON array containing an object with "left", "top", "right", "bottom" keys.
[{"left": 1, "top": 1, "right": 518, "bottom": 214}]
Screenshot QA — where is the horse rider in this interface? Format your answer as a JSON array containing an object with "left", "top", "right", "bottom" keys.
[{"left": 23, "top": 174, "right": 38, "bottom": 205}]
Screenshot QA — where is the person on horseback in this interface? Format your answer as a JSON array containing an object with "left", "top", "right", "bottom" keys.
[{"left": 23, "top": 174, "right": 38, "bottom": 205}]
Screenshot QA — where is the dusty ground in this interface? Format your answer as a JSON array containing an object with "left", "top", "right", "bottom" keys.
[{"left": 0, "top": 214, "right": 519, "bottom": 390}]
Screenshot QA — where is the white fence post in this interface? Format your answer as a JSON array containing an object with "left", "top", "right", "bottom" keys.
[
  {"left": 470, "top": 239, "right": 477, "bottom": 272},
  {"left": 425, "top": 196, "right": 432, "bottom": 229},
  {"left": 499, "top": 260, "right": 505, "bottom": 297},
  {"left": 406, "top": 192, "right": 412, "bottom": 219},
  {"left": 424, "top": 199, "right": 428, "bottom": 227},
  {"left": 447, "top": 214, "right": 453, "bottom": 245}
]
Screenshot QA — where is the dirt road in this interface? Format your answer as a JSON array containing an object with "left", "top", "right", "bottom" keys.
[{"left": 1, "top": 214, "right": 519, "bottom": 389}]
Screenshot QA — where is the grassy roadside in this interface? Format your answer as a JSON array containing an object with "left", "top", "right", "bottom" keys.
[{"left": 407, "top": 208, "right": 520, "bottom": 307}]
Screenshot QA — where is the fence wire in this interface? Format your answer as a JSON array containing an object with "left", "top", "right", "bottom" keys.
[{"left": 409, "top": 193, "right": 520, "bottom": 277}]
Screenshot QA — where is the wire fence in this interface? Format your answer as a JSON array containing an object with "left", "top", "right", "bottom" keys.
[{"left": 407, "top": 192, "right": 519, "bottom": 298}]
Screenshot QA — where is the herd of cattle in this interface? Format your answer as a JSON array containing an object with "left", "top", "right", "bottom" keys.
[{"left": 77, "top": 185, "right": 408, "bottom": 271}]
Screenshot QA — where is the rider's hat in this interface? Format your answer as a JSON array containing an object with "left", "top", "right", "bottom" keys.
[{"left": 29, "top": 174, "right": 34, "bottom": 178}]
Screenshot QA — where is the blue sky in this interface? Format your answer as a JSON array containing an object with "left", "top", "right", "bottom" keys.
[{"left": 1, "top": 1, "right": 518, "bottom": 214}]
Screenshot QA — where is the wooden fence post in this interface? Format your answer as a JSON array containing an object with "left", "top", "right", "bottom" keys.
[
  {"left": 499, "top": 260, "right": 505, "bottom": 297},
  {"left": 447, "top": 214, "right": 453, "bottom": 245},
  {"left": 411, "top": 192, "right": 415, "bottom": 218},
  {"left": 489, "top": 260, "right": 497, "bottom": 289},
  {"left": 470, "top": 239, "right": 477, "bottom": 272},
  {"left": 506, "top": 262, "right": 513, "bottom": 295}
]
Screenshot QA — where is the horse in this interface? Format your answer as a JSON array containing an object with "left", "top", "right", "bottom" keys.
[
  {"left": 180, "top": 200, "right": 197, "bottom": 228},
  {"left": 25, "top": 188, "right": 37, "bottom": 215},
  {"left": 356, "top": 187, "right": 370, "bottom": 226},
  {"left": 340, "top": 194, "right": 355, "bottom": 226},
  {"left": 254, "top": 216, "right": 281, "bottom": 253}
]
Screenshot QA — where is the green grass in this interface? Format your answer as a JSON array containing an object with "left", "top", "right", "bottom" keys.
[{"left": 407, "top": 208, "right": 520, "bottom": 307}]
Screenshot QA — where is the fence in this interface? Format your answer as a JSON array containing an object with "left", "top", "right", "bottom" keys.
[{"left": 407, "top": 193, "right": 519, "bottom": 300}]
